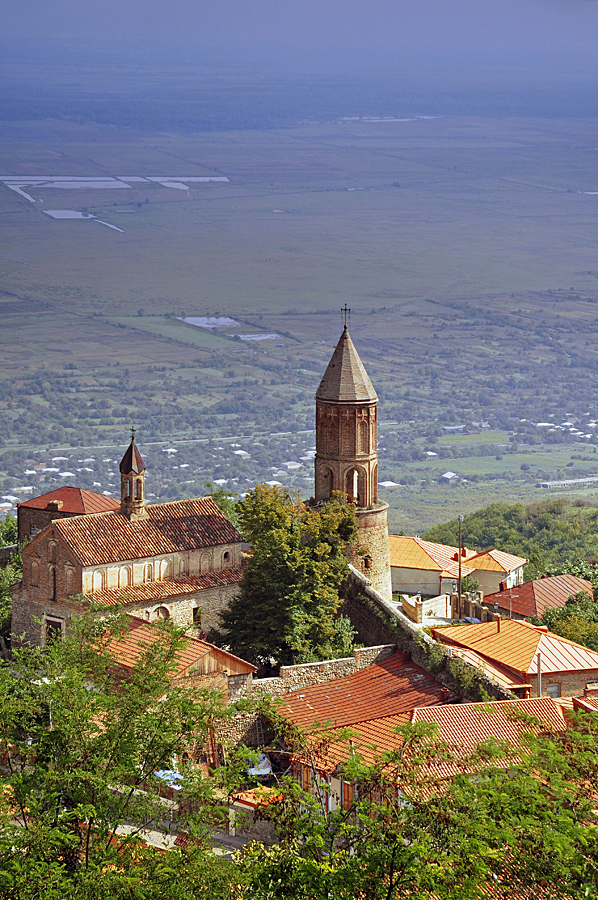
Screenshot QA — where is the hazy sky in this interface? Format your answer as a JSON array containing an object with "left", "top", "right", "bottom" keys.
[{"left": 5, "top": 0, "right": 598, "bottom": 61}]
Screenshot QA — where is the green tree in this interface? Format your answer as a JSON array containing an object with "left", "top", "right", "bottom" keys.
[
  {"left": 0, "top": 516, "right": 20, "bottom": 640},
  {"left": 237, "top": 708, "right": 598, "bottom": 899},
  {"left": 539, "top": 590, "right": 598, "bottom": 651},
  {"left": 0, "top": 612, "right": 240, "bottom": 899},
  {"left": 215, "top": 486, "right": 359, "bottom": 667}
]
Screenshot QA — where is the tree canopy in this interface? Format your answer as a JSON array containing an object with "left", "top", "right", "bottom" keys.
[
  {"left": 0, "top": 612, "right": 240, "bottom": 899},
  {"left": 422, "top": 498, "right": 598, "bottom": 580},
  {"left": 215, "top": 486, "right": 359, "bottom": 667}
]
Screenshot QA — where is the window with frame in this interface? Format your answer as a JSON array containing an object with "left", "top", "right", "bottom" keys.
[{"left": 546, "top": 683, "right": 561, "bottom": 698}]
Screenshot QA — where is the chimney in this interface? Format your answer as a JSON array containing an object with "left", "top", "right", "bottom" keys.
[
  {"left": 46, "top": 499, "right": 63, "bottom": 511},
  {"left": 497, "top": 617, "right": 501, "bottom": 633},
  {"left": 440, "top": 687, "right": 450, "bottom": 701}
]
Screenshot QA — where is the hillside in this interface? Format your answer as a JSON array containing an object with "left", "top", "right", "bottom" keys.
[{"left": 421, "top": 498, "right": 598, "bottom": 577}]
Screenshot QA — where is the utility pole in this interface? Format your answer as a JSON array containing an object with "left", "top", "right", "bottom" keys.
[{"left": 458, "top": 514, "right": 464, "bottom": 617}]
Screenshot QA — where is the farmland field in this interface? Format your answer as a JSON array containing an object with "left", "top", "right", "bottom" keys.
[{"left": 3, "top": 112, "right": 598, "bottom": 531}]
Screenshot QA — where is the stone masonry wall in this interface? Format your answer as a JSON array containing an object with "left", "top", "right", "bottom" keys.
[
  {"left": 339, "top": 567, "right": 513, "bottom": 703},
  {"left": 216, "top": 644, "right": 397, "bottom": 747}
]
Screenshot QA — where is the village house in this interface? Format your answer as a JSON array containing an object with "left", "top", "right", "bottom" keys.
[
  {"left": 11, "top": 433, "right": 244, "bottom": 647},
  {"left": 282, "top": 664, "right": 569, "bottom": 810},
  {"left": 388, "top": 535, "right": 527, "bottom": 597},
  {"left": 484, "top": 573, "right": 593, "bottom": 620},
  {"left": 431, "top": 618, "right": 598, "bottom": 699},
  {"left": 108, "top": 615, "right": 255, "bottom": 701}
]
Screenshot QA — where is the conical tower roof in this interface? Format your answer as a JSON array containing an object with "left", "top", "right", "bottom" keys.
[
  {"left": 316, "top": 326, "right": 377, "bottom": 403},
  {"left": 119, "top": 432, "right": 146, "bottom": 474}
]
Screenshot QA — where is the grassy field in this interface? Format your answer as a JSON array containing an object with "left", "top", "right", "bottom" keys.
[{"left": 3, "top": 115, "right": 598, "bottom": 531}]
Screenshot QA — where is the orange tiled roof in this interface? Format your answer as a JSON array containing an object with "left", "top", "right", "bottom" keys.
[
  {"left": 18, "top": 487, "right": 120, "bottom": 515},
  {"left": 283, "top": 651, "right": 456, "bottom": 731},
  {"left": 447, "top": 647, "right": 531, "bottom": 691},
  {"left": 388, "top": 535, "right": 477, "bottom": 578},
  {"left": 410, "top": 697, "right": 568, "bottom": 779},
  {"left": 87, "top": 569, "right": 243, "bottom": 607},
  {"left": 572, "top": 696, "right": 598, "bottom": 713},
  {"left": 469, "top": 548, "right": 527, "bottom": 573},
  {"left": 107, "top": 615, "right": 254, "bottom": 676},
  {"left": 485, "top": 574, "right": 593, "bottom": 619},
  {"left": 294, "top": 698, "right": 567, "bottom": 775},
  {"left": 51, "top": 497, "right": 242, "bottom": 566},
  {"left": 434, "top": 619, "right": 598, "bottom": 676}
]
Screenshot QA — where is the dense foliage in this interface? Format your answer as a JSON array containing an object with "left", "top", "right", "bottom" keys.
[
  {"left": 239, "top": 710, "right": 598, "bottom": 899},
  {"left": 0, "top": 613, "right": 239, "bottom": 899},
  {"left": 0, "top": 516, "right": 19, "bottom": 639},
  {"left": 216, "top": 486, "right": 359, "bottom": 667},
  {"left": 423, "top": 498, "right": 598, "bottom": 579}
]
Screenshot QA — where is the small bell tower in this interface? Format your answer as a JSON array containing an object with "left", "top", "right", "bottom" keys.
[{"left": 119, "top": 428, "right": 148, "bottom": 521}]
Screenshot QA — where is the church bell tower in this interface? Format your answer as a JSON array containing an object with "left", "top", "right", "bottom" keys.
[
  {"left": 119, "top": 428, "right": 148, "bottom": 522},
  {"left": 315, "top": 318, "right": 392, "bottom": 600}
]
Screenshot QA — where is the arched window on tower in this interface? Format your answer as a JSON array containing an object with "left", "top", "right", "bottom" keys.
[
  {"left": 135, "top": 479, "right": 142, "bottom": 500},
  {"left": 126, "top": 479, "right": 131, "bottom": 499},
  {"left": 346, "top": 468, "right": 359, "bottom": 504},
  {"left": 319, "top": 466, "right": 333, "bottom": 500},
  {"left": 341, "top": 419, "right": 353, "bottom": 456},
  {"left": 358, "top": 419, "right": 369, "bottom": 454}
]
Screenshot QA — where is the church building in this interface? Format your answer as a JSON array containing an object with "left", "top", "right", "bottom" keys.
[
  {"left": 11, "top": 434, "right": 244, "bottom": 647},
  {"left": 315, "top": 324, "right": 392, "bottom": 600}
]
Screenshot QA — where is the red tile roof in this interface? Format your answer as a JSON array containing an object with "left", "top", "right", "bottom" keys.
[
  {"left": 88, "top": 569, "right": 243, "bottom": 606},
  {"left": 410, "top": 697, "right": 568, "bottom": 779},
  {"left": 433, "top": 619, "right": 598, "bottom": 677},
  {"left": 51, "top": 497, "right": 242, "bottom": 566},
  {"left": 18, "top": 487, "right": 120, "bottom": 515},
  {"left": 107, "top": 615, "right": 254, "bottom": 676},
  {"left": 282, "top": 651, "right": 456, "bottom": 731},
  {"left": 572, "top": 695, "right": 598, "bottom": 713},
  {"left": 485, "top": 574, "right": 594, "bottom": 619}
]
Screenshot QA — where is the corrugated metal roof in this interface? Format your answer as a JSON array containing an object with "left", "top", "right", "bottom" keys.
[
  {"left": 18, "top": 487, "right": 120, "bottom": 515},
  {"left": 88, "top": 568, "right": 243, "bottom": 606},
  {"left": 572, "top": 696, "right": 598, "bottom": 713},
  {"left": 434, "top": 619, "right": 598, "bottom": 676},
  {"left": 283, "top": 651, "right": 455, "bottom": 731},
  {"left": 485, "top": 574, "right": 593, "bottom": 619},
  {"left": 107, "top": 615, "right": 255, "bottom": 676},
  {"left": 52, "top": 496, "right": 242, "bottom": 566},
  {"left": 469, "top": 549, "right": 527, "bottom": 573},
  {"left": 315, "top": 327, "right": 377, "bottom": 403},
  {"left": 388, "top": 535, "right": 476, "bottom": 578}
]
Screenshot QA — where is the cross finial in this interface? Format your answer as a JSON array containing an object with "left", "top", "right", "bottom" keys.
[
  {"left": 130, "top": 426, "right": 136, "bottom": 443},
  {"left": 342, "top": 304, "right": 351, "bottom": 329}
]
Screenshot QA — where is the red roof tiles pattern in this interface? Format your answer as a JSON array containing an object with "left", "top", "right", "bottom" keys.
[
  {"left": 88, "top": 568, "right": 243, "bottom": 607},
  {"left": 485, "top": 574, "right": 594, "bottom": 619},
  {"left": 283, "top": 652, "right": 456, "bottom": 731},
  {"left": 52, "top": 497, "right": 242, "bottom": 566},
  {"left": 19, "top": 487, "right": 120, "bottom": 515}
]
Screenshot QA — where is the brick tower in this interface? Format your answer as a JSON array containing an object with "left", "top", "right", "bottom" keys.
[{"left": 315, "top": 324, "right": 392, "bottom": 600}]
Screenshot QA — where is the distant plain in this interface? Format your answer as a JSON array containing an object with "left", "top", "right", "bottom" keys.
[{"left": 3, "top": 111, "right": 598, "bottom": 532}]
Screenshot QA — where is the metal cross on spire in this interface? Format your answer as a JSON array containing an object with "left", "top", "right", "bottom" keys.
[
  {"left": 130, "top": 425, "right": 136, "bottom": 443},
  {"left": 341, "top": 304, "right": 351, "bottom": 329}
]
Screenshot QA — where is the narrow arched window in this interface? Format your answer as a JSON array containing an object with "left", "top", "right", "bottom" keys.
[
  {"left": 135, "top": 479, "right": 142, "bottom": 500},
  {"left": 144, "top": 564, "right": 152, "bottom": 583}
]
